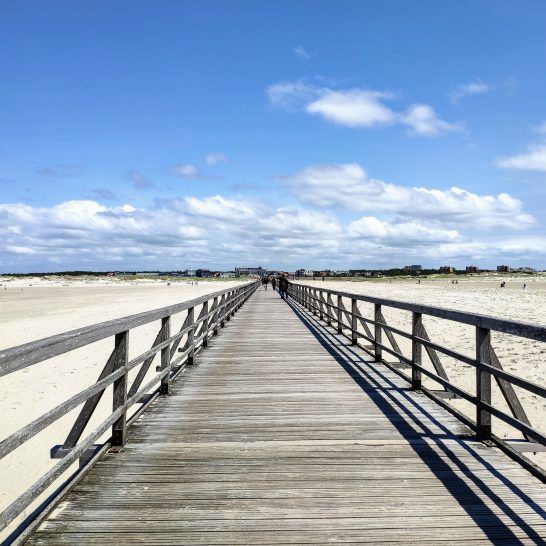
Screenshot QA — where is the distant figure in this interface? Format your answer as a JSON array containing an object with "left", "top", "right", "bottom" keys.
[
  {"left": 262, "top": 276, "right": 270, "bottom": 290},
  {"left": 271, "top": 277, "right": 277, "bottom": 291},
  {"left": 278, "top": 273, "right": 288, "bottom": 299},
  {"left": 523, "top": 283, "right": 527, "bottom": 289},
  {"left": 501, "top": 281, "right": 506, "bottom": 288}
]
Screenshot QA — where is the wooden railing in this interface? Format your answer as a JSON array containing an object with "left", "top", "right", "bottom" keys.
[
  {"left": 287, "top": 281, "right": 546, "bottom": 481},
  {"left": 0, "top": 280, "right": 259, "bottom": 536}
]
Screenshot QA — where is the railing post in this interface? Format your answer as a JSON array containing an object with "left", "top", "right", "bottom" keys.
[
  {"left": 227, "top": 291, "right": 233, "bottom": 320},
  {"left": 337, "top": 295, "right": 342, "bottom": 334},
  {"left": 160, "top": 316, "right": 171, "bottom": 395},
  {"left": 374, "top": 303, "right": 382, "bottom": 362},
  {"left": 201, "top": 300, "right": 209, "bottom": 348},
  {"left": 111, "top": 330, "right": 128, "bottom": 449},
  {"left": 212, "top": 296, "right": 219, "bottom": 336},
  {"left": 412, "top": 312, "right": 422, "bottom": 390},
  {"left": 187, "top": 306, "right": 195, "bottom": 365},
  {"left": 319, "top": 291, "right": 324, "bottom": 320},
  {"left": 351, "top": 298, "right": 357, "bottom": 345},
  {"left": 312, "top": 290, "right": 317, "bottom": 315},
  {"left": 476, "top": 326, "right": 492, "bottom": 442}
]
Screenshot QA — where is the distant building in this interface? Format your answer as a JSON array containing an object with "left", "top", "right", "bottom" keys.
[
  {"left": 516, "top": 267, "right": 537, "bottom": 274},
  {"left": 235, "top": 266, "right": 264, "bottom": 277},
  {"left": 196, "top": 269, "right": 214, "bottom": 278},
  {"left": 185, "top": 269, "right": 197, "bottom": 277},
  {"left": 295, "top": 269, "right": 314, "bottom": 277},
  {"left": 466, "top": 266, "right": 478, "bottom": 273},
  {"left": 220, "top": 271, "right": 235, "bottom": 277},
  {"left": 404, "top": 265, "right": 422, "bottom": 271},
  {"left": 439, "top": 266, "right": 455, "bottom": 274},
  {"left": 497, "top": 265, "right": 512, "bottom": 273}
]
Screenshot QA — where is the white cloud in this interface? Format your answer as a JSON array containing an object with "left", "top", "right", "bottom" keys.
[
  {"left": 171, "top": 164, "right": 201, "bottom": 179},
  {"left": 205, "top": 153, "right": 228, "bottom": 165},
  {"left": 347, "top": 216, "right": 460, "bottom": 244},
  {"left": 266, "top": 80, "right": 318, "bottom": 109},
  {"left": 307, "top": 90, "right": 397, "bottom": 128},
  {"left": 283, "top": 162, "right": 535, "bottom": 229},
  {"left": 0, "top": 194, "right": 543, "bottom": 271},
  {"left": 268, "top": 81, "right": 459, "bottom": 136},
  {"left": 450, "top": 80, "right": 491, "bottom": 103},
  {"left": 496, "top": 143, "right": 546, "bottom": 172},
  {"left": 185, "top": 195, "right": 257, "bottom": 221},
  {"left": 402, "top": 104, "right": 460, "bottom": 136},
  {"left": 293, "top": 45, "right": 311, "bottom": 60}
]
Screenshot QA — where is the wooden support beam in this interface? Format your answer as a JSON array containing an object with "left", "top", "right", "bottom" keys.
[
  {"left": 111, "top": 330, "right": 128, "bottom": 449},
  {"left": 128, "top": 325, "right": 164, "bottom": 398},
  {"left": 185, "top": 307, "right": 195, "bottom": 365},
  {"left": 476, "top": 326, "right": 492, "bottom": 442},
  {"left": 159, "top": 316, "right": 171, "bottom": 395},
  {"left": 62, "top": 347, "right": 117, "bottom": 449},
  {"left": 351, "top": 299, "right": 357, "bottom": 345},
  {"left": 374, "top": 303, "right": 382, "bottom": 363},
  {"left": 412, "top": 312, "right": 422, "bottom": 390}
]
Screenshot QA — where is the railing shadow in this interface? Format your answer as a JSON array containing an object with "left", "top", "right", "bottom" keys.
[{"left": 285, "top": 296, "right": 546, "bottom": 545}]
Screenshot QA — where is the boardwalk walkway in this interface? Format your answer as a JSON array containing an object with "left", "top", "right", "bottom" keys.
[{"left": 28, "top": 288, "right": 546, "bottom": 544}]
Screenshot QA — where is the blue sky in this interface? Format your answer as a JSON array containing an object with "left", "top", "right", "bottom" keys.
[{"left": 1, "top": 1, "right": 545, "bottom": 272}]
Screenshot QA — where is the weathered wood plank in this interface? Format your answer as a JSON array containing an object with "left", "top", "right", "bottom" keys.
[{"left": 27, "top": 289, "right": 546, "bottom": 545}]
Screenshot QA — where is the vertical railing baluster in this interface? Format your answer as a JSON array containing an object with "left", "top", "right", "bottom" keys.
[
  {"left": 160, "top": 316, "right": 171, "bottom": 395},
  {"left": 351, "top": 298, "right": 357, "bottom": 345},
  {"left": 187, "top": 306, "right": 195, "bottom": 365},
  {"left": 476, "top": 326, "right": 492, "bottom": 442},
  {"left": 212, "top": 296, "right": 219, "bottom": 336},
  {"left": 112, "top": 330, "right": 129, "bottom": 449},
  {"left": 201, "top": 300, "right": 209, "bottom": 348},
  {"left": 412, "top": 312, "right": 422, "bottom": 390},
  {"left": 337, "top": 295, "right": 342, "bottom": 334},
  {"left": 374, "top": 304, "right": 382, "bottom": 362}
]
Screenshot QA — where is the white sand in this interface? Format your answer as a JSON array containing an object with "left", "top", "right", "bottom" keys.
[
  {"left": 296, "top": 277, "right": 546, "bottom": 451},
  {"left": 0, "top": 277, "right": 245, "bottom": 540}
]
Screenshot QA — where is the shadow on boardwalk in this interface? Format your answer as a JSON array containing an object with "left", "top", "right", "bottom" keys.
[{"left": 286, "top": 295, "right": 546, "bottom": 544}]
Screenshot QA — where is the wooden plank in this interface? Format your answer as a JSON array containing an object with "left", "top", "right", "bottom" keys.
[{"left": 26, "top": 289, "right": 546, "bottom": 545}]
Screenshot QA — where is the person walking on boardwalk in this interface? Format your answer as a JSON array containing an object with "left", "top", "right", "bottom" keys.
[
  {"left": 278, "top": 273, "right": 288, "bottom": 299},
  {"left": 271, "top": 276, "right": 277, "bottom": 291},
  {"left": 262, "top": 275, "right": 270, "bottom": 290}
]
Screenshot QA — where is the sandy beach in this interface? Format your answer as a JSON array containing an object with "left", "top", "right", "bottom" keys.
[
  {"left": 295, "top": 276, "right": 546, "bottom": 454},
  {"left": 0, "top": 277, "right": 245, "bottom": 540}
]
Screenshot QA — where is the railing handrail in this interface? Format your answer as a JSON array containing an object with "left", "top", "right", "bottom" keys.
[
  {"left": 0, "top": 279, "right": 260, "bottom": 537},
  {"left": 0, "top": 281, "right": 257, "bottom": 377},
  {"left": 290, "top": 281, "right": 546, "bottom": 341},
  {"left": 287, "top": 280, "right": 546, "bottom": 484}
]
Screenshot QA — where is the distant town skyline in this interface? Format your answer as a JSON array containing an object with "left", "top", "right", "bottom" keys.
[{"left": 1, "top": 2, "right": 546, "bottom": 273}]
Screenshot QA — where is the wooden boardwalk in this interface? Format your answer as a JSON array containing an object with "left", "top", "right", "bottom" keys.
[{"left": 28, "top": 288, "right": 546, "bottom": 545}]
